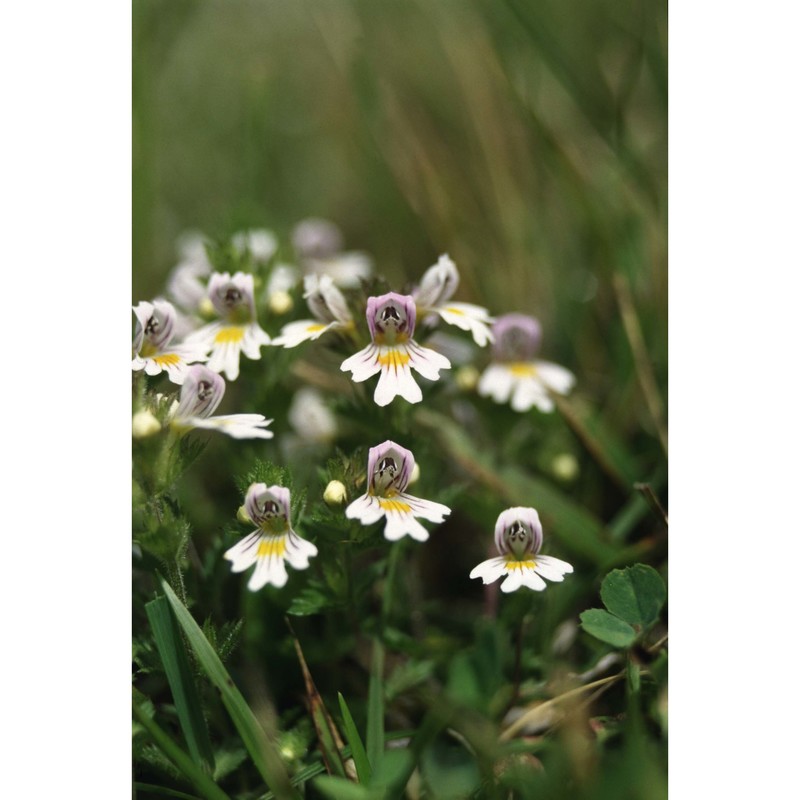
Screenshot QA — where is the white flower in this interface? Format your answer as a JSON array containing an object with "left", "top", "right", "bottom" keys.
[
  {"left": 346, "top": 441, "right": 450, "bottom": 542},
  {"left": 413, "top": 255, "right": 494, "bottom": 347},
  {"left": 170, "top": 365, "right": 273, "bottom": 439},
  {"left": 224, "top": 484, "right": 317, "bottom": 590},
  {"left": 340, "top": 292, "right": 451, "bottom": 406},
  {"left": 470, "top": 507, "right": 573, "bottom": 593},
  {"left": 231, "top": 229, "right": 278, "bottom": 263},
  {"left": 132, "top": 300, "right": 208, "bottom": 384},
  {"left": 477, "top": 314, "right": 575, "bottom": 412},
  {"left": 292, "top": 218, "right": 373, "bottom": 288},
  {"left": 184, "top": 272, "right": 271, "bottom": 381},
  {"left": 288, "top": 388, "right": 338, "bottom": 444},
  {"left": 273, "top": 274, "right": 354, "bottom": 349}
]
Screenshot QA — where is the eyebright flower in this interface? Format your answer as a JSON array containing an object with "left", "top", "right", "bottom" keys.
[
  {"left": 413, "top": 255, "right": 494, "bottom": 346},
  {"left": 224, "top": 484, "right": 317, "bottom": 590},
  {"left": 273, "top": 274, "right": 354, "bottom": 348},
  {"left": 184, "top": 272, "right": 271, "bottom": 380},
  {"left": 288, "top": 387, "right": 338, "bottom": 444},
  {"left": 292, "top": 217, "right": 372, "bottom": 288},
  {"left": 170, "top": 364, "right": 273, "bottom": 439},
  {"left": 346, "top": 441, "right": 451, "bottom": 541},
  {"left": 477, "top": 314, "right": 575, "bottom": 412},
  {"left": 231, "top": 228, "right": 278, "bottom": 263},
  {"left": 132, "top": 300, "right": 208, "bottom": 384},
  {"left": 470, "top": 507, "right": 573, "bottom": 593},
  {"left": 340, "top": 293, "right": 451, "bottom": 406}
]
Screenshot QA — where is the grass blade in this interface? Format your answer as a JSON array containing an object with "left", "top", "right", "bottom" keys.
[
  {"left": 133, "top": 689, "right": 230, "bottom": 800},
  {"left": 338, "top": 692, "right": 372, "bottom": 785},
  {"left": 160, "top": 579, "right": 299, "bottom": 800},
  {"left": 286, "top": 620, "right": 348, "bottom": 778},
  {"left": 146, "top": 595, "right": 215, "bottom": 771}
]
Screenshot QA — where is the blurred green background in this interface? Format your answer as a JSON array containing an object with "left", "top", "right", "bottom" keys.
[{"left": 133, "top": 0, "right": 666, "bottom": 404}]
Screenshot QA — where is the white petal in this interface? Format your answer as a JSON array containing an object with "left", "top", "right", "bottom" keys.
[
  {"left": 436, "top": 303, "right": 494, "bottom": 346},
  {"left": 345, "top": 494, "right": 385, "bottom": 525},
  {"left": 143, "top": 359, "right": 163, "bottom": 377},
  {"left": 374, "top": 362, "right": 422, "bottom": 406},
  {"left": 185, "top": 322, "right": 221, "bottom": 348},
  {"left": 224, "top": 531, "right": 262, "bottom": 572},
  {"left": 400, "top": 494, "right": 451, "bottom": 523},
  {"left": 477, "top": 364, "right": 515, "bottom": 403},
  {"left": 273, "top": 320, "right": 334, "bottom": 348},
  {"left": 407, "top": 342, "right": 451, "bottom": 380},
  {"left": 469, "top": 556, "right": 508, "bottom": 584},
  {"left": 534, "top": 361, "right": 576, "bottom": 395},
  {"left": 187, "top": 414, "right": 274, "bottom": 439},
  {"left": 383, "top": 510, "right": 429, "bottom": 542},
  {"left": 519, "top": 567, "right": 548, "bottom": 591},
  {"left": 341, "top": 345, "right": 382, "bottom": 382},
  {"left": 284, "top": 532, "right": 318, "bottom": 569},
  {"left": 533, "top": 554, "right": 574, "bottom": 581},
  {"left": 510, "top": 377, "right": 551, "bottom": 412},
  {"left": 241, "top": 323, "right": 270, "bottom": 358},
  {"left": 500, "top": 569, "right": 524, "bottom": 593},
  {"left": 248, "top": 554, "right": 288, "bottom": 590}
]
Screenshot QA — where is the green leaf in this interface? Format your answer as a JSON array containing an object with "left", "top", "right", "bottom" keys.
[
  {"left": 312, "top": 776, "right": 371, "bottom": 800},
  {"left": 160, "top": 579, "right": 299, "bottom": 800},
  {"left": 600, "top": 564, "right": 666, "bottom": 628},
  {"left": 146, "top": 595, "right": 215, "bottom": 772},
  {"left": 286, "top": 585, "right": 330, "bottom": 617},
  {"left": 132, "top": 690, "right": 231, "bottom": 800},
  {"left": 579, "top": 609, "right": 637, "bottom": 648},
  {"left": 366, "top": 639, "right": 385, "bottom": 773},
  {"left": 338, "top": 693, "right": 372, "bottom": 785}
]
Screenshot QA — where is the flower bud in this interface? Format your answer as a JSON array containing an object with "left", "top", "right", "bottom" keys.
[
  {"left": 236, "top": 504, "right": 253, "bottom": 524},
  {"left": 132, "top": 409, "right": 161, "bottom": 439},
  {"left": 198, "top": 296, "right": 215, "bottom": 318},
  {"left": 409, "top": 463, "right": 420, "bottom": 485},
  {"left": 323, "top": 479, "right": 347, "bottom": 506},
  {"left": 269, "top": 290, "right": 294, "bottom": 315},
  {"left": 455, "top": 365, "right": 480, "bottom": 391},
  {"left": 551, "top": 453, "right": 579, "bottom": 482}
]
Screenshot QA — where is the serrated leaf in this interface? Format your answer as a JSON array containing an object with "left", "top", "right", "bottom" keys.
[
  {"left": 579, "top": 609, "right": 637, "bottom": 647},
  {"left": 286, "top": 585, "right": 330, "bottom": 616},
  {"left": 600, "top": 564, "right": 666, "bottom": 628}
]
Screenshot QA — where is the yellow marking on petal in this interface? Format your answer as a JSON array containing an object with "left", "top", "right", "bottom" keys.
[
  {"left": 378, "top": 349, "right": 410, "bottom": 370},
  {"left": 306, "top": 323, "right": 327, "bottom": 333},
  {"left": 379, "top": 499, "right": 411, "bottom": 513},
  {"left": 506, "top": 559, "right": 537, "bottom": 571},
  {"left": 443, "top": 306, "right": 465, "bottom": 316},
  {"left": 153, "top": 353, "right": 181, "bottom": 367},
  {"left": 257, "top": 536, "right": 287, "bottom": 558},
  {"left": 214, "top": 326, "right": 246, "bottom": 344},
  {"left": 508, "top": 363, "right": 537, "bottom": 377}
]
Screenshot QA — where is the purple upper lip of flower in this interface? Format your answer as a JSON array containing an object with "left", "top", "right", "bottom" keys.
[
  {"left": 245, "top": 484, "right": 291, "bottom": 525},
  {"left": 176, "top": 365, "right": 226, "bottom": 419},
  {"left": 494, "top": 507, "right": 543, "bottom": 556},
  {"left": 367, "top": 440, "right": 415, "bottom": 494},
  {"left": 366, "top": 292, "right": 417, "bottom": 341},
  {"left": 491, "top": 313, "right": 542, "bottom": 362}
]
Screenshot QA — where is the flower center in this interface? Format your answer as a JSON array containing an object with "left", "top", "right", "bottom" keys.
[
  {"left": 504, "top": 520, "right": 532, "bottom": 559},
  {"left": 197, "top": 380, "right": 214, "bottom": 401}
]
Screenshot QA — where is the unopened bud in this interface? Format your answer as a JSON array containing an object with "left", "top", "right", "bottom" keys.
[
  {"left": 551, "top": 453, "right": 579, "bottom": 482},
  {"left": 455, "top": 365, "right": 480, "bottom": 392},
  {"left": 198, "top": 297, "right": 215, "bottom": 317},
  {"left": 409, "top": 463, "right": 420, "bottom": 485},
  {"left": 132, "top": 409, "right": 161, "bottom": 439},
  {"left": 269, "top": 290, "right": 294, "bottom": 315},
  {"left": 237, "top": 505, "right": 253, "bottom": 524},
  {"left": 323, "top": 480, "right": 347, "bottom": 506}
]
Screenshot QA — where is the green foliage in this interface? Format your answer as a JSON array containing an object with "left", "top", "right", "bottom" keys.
[{"left": 580, "top": 564, "right": 667, "bottom": 646}]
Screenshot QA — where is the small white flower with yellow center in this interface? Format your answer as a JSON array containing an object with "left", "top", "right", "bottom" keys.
[
  {"left": 477, "top": 314, "right": 575, "bottom": 412},
  {"left": 413, "top": 254, "right": 494, "bottom": 347},
  {"left": 341, "top": 293, "right": 451, "bottom": 406},
  {"left": 346, "top": 441, "right": 451, "bottom": 541},
  {"left": 272, "top": 274, "right": 354, "bottom": 348},
  {"left": 470, "top": 507, "right": 573, "bottom": 593},
  {"left": 185, "top": 272, "right": 271, "bottom": 380},
  {"left": 170, "top": 365, "right": 273, "bottom": 439},
  {"left": 132, "top": 300, "right": 208, "bottom": 384},
  {"left": 224, "top": 484, "right": 318, "bottom": 590}
]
